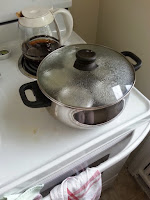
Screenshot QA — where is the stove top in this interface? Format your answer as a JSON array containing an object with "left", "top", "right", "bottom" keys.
[{"left": 0, "top": 26, "right": 150, "bottom": 197}]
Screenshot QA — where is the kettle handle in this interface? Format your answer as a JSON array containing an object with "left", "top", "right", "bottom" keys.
[{"left": 52, "top": 8, "right": 73, "bottom": 45}]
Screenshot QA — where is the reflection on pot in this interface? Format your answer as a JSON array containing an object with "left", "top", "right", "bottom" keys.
[
  {"left": 74, "top": 100, "right": 125, "bottom": 125},
  {"left": 46, "top": 99, "right": 126, "bottom": 129}
]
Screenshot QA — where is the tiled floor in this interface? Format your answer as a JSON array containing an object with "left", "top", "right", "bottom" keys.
[{"left": 100, "top": 166, "right": 149, "bottom": 200}]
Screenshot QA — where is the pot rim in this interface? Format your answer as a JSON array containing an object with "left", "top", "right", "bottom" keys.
[{"left": 37, "top": 44, "right": 136, "bottom": 110}]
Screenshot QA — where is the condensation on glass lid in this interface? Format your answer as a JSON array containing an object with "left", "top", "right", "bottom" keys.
[
  {"left": 41, "top": 68, "right": 71, "bottom": 90},
  {"left": 112, "top": 85, "right": 132, "bottom": 100},
  {"left": 57, "top": 86, "right": 93, "bottom": 108},
  {"left": 37, "top": 44, "right": 135, "bottom": 108}
]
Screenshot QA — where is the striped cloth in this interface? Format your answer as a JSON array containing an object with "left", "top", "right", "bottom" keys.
[{"left": 50, "top": 168, "right": 102, "bottom": 200}]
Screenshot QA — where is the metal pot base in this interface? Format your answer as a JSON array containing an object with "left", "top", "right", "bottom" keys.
[{"left": 46, "top": 98, "right": 127, "bottom": 129}]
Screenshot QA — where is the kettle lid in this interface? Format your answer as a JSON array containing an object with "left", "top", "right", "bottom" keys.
[
  {"left": 19, "top": 7, "right": 54, "bottom": 28},
  {"left": 22, "top": 7, "right": 50, "bottom": 19}
]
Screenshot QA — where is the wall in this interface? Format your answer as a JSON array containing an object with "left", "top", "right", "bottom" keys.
[
  {"left": 97, "top": 0, "right": 150, "bottom": 99},
  {"left": 70, "top": 0, "right": 99, "bottom": 43}
]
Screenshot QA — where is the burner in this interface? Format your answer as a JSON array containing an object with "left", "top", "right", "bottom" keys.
[
  {"left": 23, "top": 58, "right": 38, "bottom": 76},
  {"left": 18, "top": 56, "right": 38, "bottom": 79},
  {"left": 18, "top": 46, "right": 64, "bottom": 79}
]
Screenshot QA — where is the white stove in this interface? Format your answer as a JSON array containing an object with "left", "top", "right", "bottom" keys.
[{"left": 0, "top": 0, "right": 150, "bottom": 199}]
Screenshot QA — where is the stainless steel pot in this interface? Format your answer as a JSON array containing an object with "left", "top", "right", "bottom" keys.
[{"left": 19, "top": 44, "right": 142, "bottom": 129}]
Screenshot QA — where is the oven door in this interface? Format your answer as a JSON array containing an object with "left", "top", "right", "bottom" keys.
[
  {"left": 0, "top": 121, "right": 149, "bottom": 199},
  {"left": 40, "top": 122, "right": 150, "bottom": 198}
]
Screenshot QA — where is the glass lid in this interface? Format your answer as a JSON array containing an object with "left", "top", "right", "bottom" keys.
[{"left": 37, "top": 44, "right": 135, "bottom": 109}]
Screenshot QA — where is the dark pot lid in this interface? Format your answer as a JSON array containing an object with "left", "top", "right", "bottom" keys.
[{"left": 37, "top": 44, "right": 135, "bottom": 109}]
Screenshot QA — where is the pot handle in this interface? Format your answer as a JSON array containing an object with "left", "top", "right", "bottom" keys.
[
  {"left": 19, "top": 81, "right": 51, "bottom": 108},
  {"left": 121, "top": 51, "right": 142, "bottom": 71}
]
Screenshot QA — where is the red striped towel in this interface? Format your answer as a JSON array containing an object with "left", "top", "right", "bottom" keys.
[{"left": 50, "top": 168, "right": 102, "bottom": 200}]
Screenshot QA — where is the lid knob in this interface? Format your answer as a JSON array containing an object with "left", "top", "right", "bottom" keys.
[{"left": 74, "top": 49, "right": 98, "bottom": 71}]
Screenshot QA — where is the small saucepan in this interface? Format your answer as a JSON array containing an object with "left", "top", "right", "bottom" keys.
[{"left": 19, "top": 44, "right": 142, "bottom": 129}]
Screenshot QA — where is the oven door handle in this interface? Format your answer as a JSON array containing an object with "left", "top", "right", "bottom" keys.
[{"left": 96, "top": 121, "right": 150, "bottom": 173}]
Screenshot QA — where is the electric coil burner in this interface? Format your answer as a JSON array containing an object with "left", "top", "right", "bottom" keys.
[
  {"left": 18, "top": 56, "right": 38, "bottom": 79},
  {"left": 18, "top": 46, "right": 64, "bottom": 79}
]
